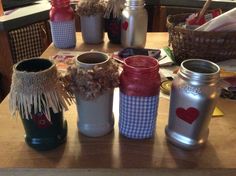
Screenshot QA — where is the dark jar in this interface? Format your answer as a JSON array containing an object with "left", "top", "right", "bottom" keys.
[
  {"left": 21, "top": 109, "right": 67, "bottom": 151},
  {"left": 105, "top": 14, "right": 121, "bottom": 44},
  {"left": 49, "top": 0, "right": 76, "bottom": 48},
  {"left": 9, "top": 58, "right": 68, "bottom": 151},
  {"left": 119, "top": 55, "right": 160, "bottom": 139}
]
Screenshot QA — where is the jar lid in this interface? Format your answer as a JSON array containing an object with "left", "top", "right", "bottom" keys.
[{"left": 160, "top": 80, "right": 172, "bottom": 95}]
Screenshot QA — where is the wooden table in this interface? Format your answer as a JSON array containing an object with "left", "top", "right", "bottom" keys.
[{"left": 0, "top": 33, "right": 235, "bottom": 175}]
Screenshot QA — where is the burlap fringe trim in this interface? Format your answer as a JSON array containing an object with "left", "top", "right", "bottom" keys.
[{"left": 9, "top": 85, "right": 72, "bottom": 121}]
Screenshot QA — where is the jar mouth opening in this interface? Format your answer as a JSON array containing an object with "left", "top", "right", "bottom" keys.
[
  {"left": 125, "top": 0, "right": 144, "bottom": 6},
  {"left": 181, "top": 59, "right": 220, "bottom": 75},
  {"left": 124, "top": 55, "right": 158, "bottom": 72},
  {"left": 77, "top": 52, "right": 109, "bottom": 68},
  {"left": 16, "top": 58, "right": 53, "bottom": 72},
  {"left": 51, "top": 0, "right": 70, "bottom": 6}
]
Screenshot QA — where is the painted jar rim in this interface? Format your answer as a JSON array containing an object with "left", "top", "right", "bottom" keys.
[
  {"left": 179, "top": 59, "right": 220, "bottom": 84},
  {"left": 124, "top": 55, "right": 159, "bottom": 74},
  {"left": 15, "top": 58, "right": 54, "bottom": 73},
  {"left": 76, "top": 51, "right": 109, "bottom": 69}
]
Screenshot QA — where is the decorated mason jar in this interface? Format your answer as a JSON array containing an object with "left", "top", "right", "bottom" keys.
[
  {"left": 121, "top": 0, "right": 148, "bottom": 48},
  {"left": 9, "top": 58, "right": 71, "bottom": 150},
  {"left": 64, "top": 51, "right": 120, "bottom": 137},
  {"left": 50, "top": 0, "right": 76, "bottom": 48},
  {"left": 165, "top": 59, "right": 221, "bottom": 150},
  {"left": 119, "top": 55, "right": 160, "bottom": 139},
  {"left": 76, "top": 0, "right": 106, "bottom": 44}
]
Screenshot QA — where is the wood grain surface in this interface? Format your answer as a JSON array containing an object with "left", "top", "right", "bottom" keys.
[{"left": 0, "top": 33, "right": 235, "bottom": 175}]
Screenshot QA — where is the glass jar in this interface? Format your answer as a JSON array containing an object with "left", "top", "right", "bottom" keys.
[
  {"left": 75, "top": 52, "right": 114, "bottom": 137},
  {"left": 121, "top": 0, "right": 148, "bottom": 48},
  {"left": 50, "top": 0, "right": 76, "bottom": 48},
  {"left": 166, "top": 59, "right": 221, "bottom": 150},
  {"left": 105, "top": 14, "right": 121, "bottom": 44},
  {"left": 119, "top": 56, "right": 160, "bottom": 139},
  {"left": 9, "top": 58, "right": 68, "bottom": 151}
]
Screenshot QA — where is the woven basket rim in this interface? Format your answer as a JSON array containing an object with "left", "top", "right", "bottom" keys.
[
  {"left": 166, "top": 13, "right": 236, "bottom": 64},
  {"left": 166, "top": 13, "right": 236, "bottom": 34}
]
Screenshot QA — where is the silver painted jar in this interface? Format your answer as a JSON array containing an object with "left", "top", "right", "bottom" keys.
[
  {"left": 121, "top": 0, "right": 148, "bottom": 48},
  {"left": 165, "top": 59, "right": 220, "bottom": 150},
  {"left": 75, "top": 52, "right": 114, "bottom": 137},
  {"left": 80, "top": 13, "right": 104, "bottom": 44}
]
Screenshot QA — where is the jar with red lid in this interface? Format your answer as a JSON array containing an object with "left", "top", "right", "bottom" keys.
[
  {"left": 50, "top": 0, "right": 76, "bottom": 48},
  {"left": 119, "top": 55, "right": 160, "bottom": 139}
]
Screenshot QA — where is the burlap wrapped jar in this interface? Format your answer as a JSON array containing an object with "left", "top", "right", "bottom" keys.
[{"left": 9, "top": 58, "right": 71, "bottom": 151}]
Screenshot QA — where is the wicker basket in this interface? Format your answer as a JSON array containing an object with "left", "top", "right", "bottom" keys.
[{"left": 167, "top": 13, "right": 236, "bottom": 65}]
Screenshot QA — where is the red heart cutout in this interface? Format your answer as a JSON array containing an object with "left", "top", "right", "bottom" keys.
[
  {"left": 176, "top": 107, "right": 199, "bottom": 124},
  {"left": 122, "top": 21, "right": 128, "bottom": 31}
]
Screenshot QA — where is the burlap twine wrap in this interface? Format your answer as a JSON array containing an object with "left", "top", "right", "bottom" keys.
[{"left": 9, "top": 59, "right": 71, "bottom": 121}]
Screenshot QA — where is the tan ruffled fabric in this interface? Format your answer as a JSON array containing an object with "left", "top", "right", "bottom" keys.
[
  {"left": 63, "top": 59, "right": 120, "bottom": 100},
  {"left": 9, "top": 59, "right": 72, "bottom": 121}
]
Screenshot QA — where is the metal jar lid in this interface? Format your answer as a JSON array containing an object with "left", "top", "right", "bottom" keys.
[{"left": 160, "top": 80, "right": 172, "bottom": 95}]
